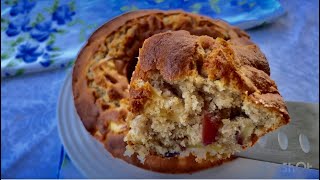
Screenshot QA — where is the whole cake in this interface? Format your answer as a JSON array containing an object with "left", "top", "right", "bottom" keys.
[{"left": 72, "top": 10, "right": 290, "bottom": 173}]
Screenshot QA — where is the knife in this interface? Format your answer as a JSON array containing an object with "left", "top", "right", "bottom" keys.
[{"left": 236, "top": 101, "right": 319, "bottom": 170}]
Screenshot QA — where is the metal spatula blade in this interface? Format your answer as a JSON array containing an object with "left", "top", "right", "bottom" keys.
[{"left": 236, "top": 101, "right": 319, "bottom": 170}]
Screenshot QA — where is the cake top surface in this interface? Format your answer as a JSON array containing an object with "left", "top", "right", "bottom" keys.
[{"left": 130, "top": 30, "right": 289, "bottom": 122}]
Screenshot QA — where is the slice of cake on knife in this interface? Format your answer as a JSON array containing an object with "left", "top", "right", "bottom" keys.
[{"left": 124, "top": 30, "right": 290, "bottom": 171}]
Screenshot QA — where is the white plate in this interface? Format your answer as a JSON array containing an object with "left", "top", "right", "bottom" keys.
[{"left": 57, "top": 72, "right": 313, "bottom": 178}]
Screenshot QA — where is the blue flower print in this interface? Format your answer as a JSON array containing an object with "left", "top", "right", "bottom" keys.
[
  {"left": 5, "top": 23, "right": 20, "bottom": 36},
  {"left": 46, "top": 45, "right": 54, "bottom": 51},
  {"left": 52, "top": 5, "right": 75, "bottom": 25},
  {"left": 16, "top": 42, "right": 43, "bottom": 63},
  {"left": 5, "top": 17, "right": 32, "bottom": 37},
  {"left": 46, "top": 45, "right": 60, "bottom": 51},
  {"left": 10, "top": 0, "right": 36, "bottom": 16},
  {"left": 30, "top": 21, "right": 56, "bottom": 42},
  {"left": 39, "top": 53, "right": 51, "bottom": 67}
]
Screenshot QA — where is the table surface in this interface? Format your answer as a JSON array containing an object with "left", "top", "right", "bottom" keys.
[{"left": 1, "top": 0, "right": 319, "bottom": 178}]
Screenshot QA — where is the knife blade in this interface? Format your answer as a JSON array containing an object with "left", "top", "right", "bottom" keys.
[{"left": 236, "top": 101, "right": 319, "bottom": 170}]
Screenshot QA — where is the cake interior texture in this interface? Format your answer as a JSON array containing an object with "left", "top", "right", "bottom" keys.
[
  {"left": 125, "top": 76, "right": 283, "bottom": 163},
  {"left": 124, "top": 31, "right": 289, "bottom": 163}
]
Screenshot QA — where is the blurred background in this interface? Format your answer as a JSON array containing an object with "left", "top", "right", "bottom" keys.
[{"left": 1, "top": 0, "right": 319, "bottom": 178}]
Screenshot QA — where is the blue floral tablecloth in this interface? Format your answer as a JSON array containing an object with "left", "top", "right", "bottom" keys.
[
  {"left": 1, "top": 0, "right": 319, "bottom": 178},
  {"left": 1, "top": 0, "right": 286, "bottom": 77}
]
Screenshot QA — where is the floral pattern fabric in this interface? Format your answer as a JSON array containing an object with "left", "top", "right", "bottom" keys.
[{"left": 1, "top": 0, "right": 285, "bottom": 77}]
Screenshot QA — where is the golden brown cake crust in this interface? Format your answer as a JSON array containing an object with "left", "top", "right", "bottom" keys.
[
  {"left": 131, "top": 31, "right": 289, "bottom": 123},
  {"left": 137, "top": 31, "right": 199, "bottom": 81},
  {"left": 72, "top": 10, "right": 269, "bottom": 173}
]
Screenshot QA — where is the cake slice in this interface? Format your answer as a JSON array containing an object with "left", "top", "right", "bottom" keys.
[{"left": 124, "top": 30, "right": 290, "bottom": 165}]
